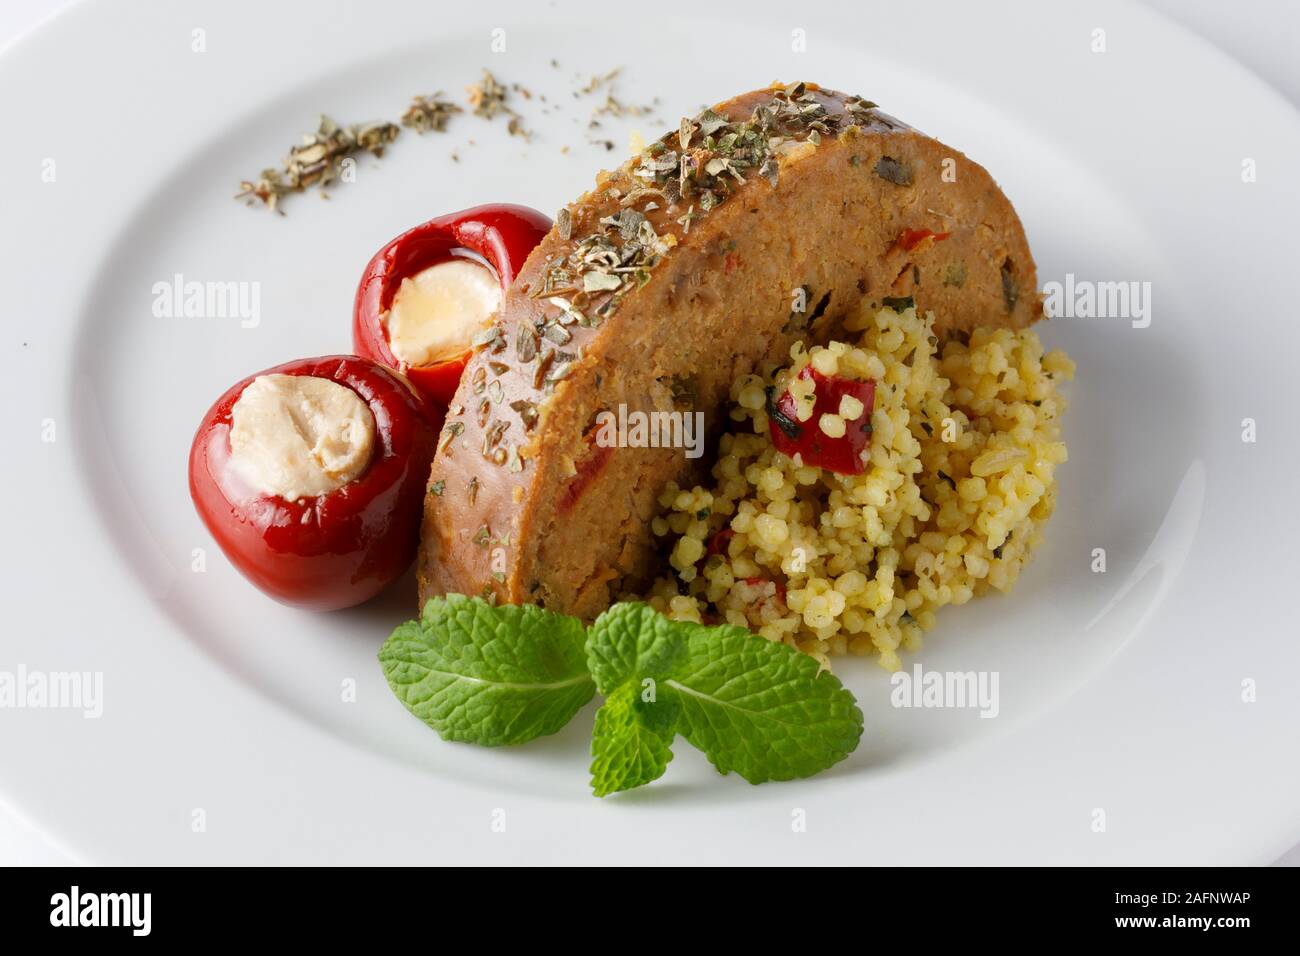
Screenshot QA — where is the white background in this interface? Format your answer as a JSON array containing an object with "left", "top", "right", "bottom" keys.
[{"left": 1, "top": 0, "right": 1297, "bottom": 867}]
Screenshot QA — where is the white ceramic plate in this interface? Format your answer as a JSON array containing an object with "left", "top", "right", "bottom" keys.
[{"left": 3, "top": 0, "right": 1298, "bottom": 865}]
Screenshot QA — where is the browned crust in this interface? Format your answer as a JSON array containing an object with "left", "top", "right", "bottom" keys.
[{"left": 419, "top": 82, "right": 1041, "bottom": 617}]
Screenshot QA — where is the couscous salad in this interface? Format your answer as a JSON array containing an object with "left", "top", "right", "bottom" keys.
[{"left": 645, "top": 302, "right": 1072, "bottom": 670}]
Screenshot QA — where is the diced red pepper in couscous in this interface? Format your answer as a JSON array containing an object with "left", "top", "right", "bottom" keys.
[
  {"left": 743, "top": 576, "right": 787, "bottom": 606},
  {"left": 706, "top": 527, "right": 735, "bottom": 557},
  {"left": 767, "top": 367, "right": 876, "bottom": 475},
  {"left": 695, "top": 527, "right": 736, "bottom": 573}
]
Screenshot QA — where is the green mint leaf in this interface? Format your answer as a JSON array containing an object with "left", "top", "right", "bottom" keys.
[
  {"left": 666, "top": 620, "right": 864, "bottom": 783},
  {"left": 586, "top": 602, "right": 690, "bottom": 694},
  {"left": 589, "top": 683, "right": 678, "bottom": 797},
  {"left": 585, "top": 602, "right": 690, "bottom": 795},
  {"left": 378, "top": 594, "right": 594, "bottom": 747}
]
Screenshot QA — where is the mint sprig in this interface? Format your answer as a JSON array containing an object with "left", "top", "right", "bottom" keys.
[
  {"left": 585, "top": 604, "right": 863, "bottom": 794},
  {"left": 585, "top": 602, "right": 689, "bottom": 694},
  {"left": 584, "top": 603, "right": 688, "bottom": 795},
  {"left": 589, "top": 684, "right": 678, "bottom": 797},
  {"left": 379, "top": 596, "right": 864, "bottom": 795},
  {"left": 379, "top": 594, "right": 594, "bottom": 746},
  {"left": 666, "top": 620, "right": 864, "bottom": 784}
]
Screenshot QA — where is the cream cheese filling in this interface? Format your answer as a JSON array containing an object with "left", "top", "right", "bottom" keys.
[
  {"left": 384, "top": 259, "right": 501, "bottom": 367},
  {"left": 228, "top": 374, "right": 376, "bottom": 501}
]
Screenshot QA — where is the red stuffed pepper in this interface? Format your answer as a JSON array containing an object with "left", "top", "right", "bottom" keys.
[
  {"left": 353, "top": 204, "right": 551, "bottom": 408},
  {"left": 188, "top": 355, "right": 439, "bottom": 611}
]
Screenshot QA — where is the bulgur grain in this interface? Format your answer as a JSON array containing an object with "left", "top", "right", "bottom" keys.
[{"left": 639, "top": 302, "right": 1073, "bottom": 671}]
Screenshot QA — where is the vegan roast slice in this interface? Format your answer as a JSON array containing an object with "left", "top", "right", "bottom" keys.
[{"left": 419, "top": 81, "right": 1042, "bottom": 619}]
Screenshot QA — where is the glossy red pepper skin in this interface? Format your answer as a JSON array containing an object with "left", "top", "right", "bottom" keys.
[
  {"left": 353, "top": 203, "right": 551, "bottom": 408},
  {"left": 188, "top": 356, "right": 440, "bottom": 611},
  {"left": 769, "top": 367, "right": 876, "bottom": 475}
]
